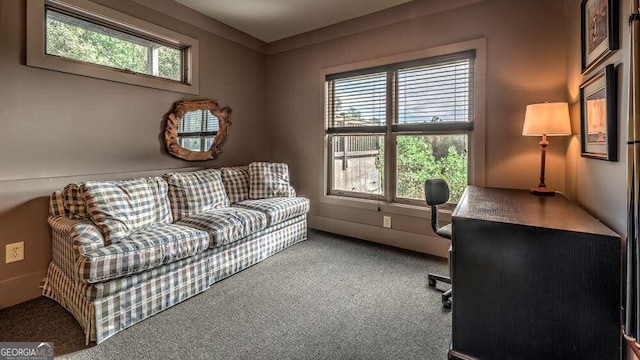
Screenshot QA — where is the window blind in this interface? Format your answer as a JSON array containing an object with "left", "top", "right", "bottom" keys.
[
  {"left": 326, "top": 50, "right": 475, "bottom": 134},
  {"left": 328, "top": 72, "right": 387, "bottom": 130},
  {"left": 397, "top": 57, "right": 474, "bottom": 124}
]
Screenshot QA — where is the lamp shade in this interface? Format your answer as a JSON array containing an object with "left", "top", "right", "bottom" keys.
[{"left": 522, "top": 102, "right": 572, "bottom": 136}]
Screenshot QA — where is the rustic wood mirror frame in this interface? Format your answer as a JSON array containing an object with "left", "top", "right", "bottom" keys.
[{"left": 164, "top": 99, "right": 232, "bottom": 161}]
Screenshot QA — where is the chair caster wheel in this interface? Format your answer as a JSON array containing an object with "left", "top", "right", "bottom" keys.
[
  {"left": 428, "top": 278, "right": 437, "bottom": 287},
  {"left": 443, "top": 298, "right": 452, "bottom": 309}
]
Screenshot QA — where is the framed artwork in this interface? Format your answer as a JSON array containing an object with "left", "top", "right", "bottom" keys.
[
  {"left": 581, "top": 0, "right": 619, "bottom": 74},
  {"left": 580, "top": 64, "right": 617, "bottom": 161}
]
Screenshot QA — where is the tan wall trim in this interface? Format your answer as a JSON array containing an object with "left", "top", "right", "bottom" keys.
[
  {"left": 0, "top": 166, "right": 203, "bottom": 183},
  {"left": 0, "top": 166, "right": 203, "bottom": 213}
]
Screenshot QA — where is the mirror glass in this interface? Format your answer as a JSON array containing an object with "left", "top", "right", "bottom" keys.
[
  {"left": 164, "top": 100, "right": 232, "bottom": 161},
  {"left": 178, "top": 110, "right": 219, "bottom": 151}
]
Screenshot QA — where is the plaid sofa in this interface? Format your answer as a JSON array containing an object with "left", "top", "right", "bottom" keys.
[{"left": 42, "top": 164, "right": 309, "bottom": 344}]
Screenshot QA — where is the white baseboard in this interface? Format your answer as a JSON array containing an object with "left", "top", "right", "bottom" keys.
[{"left": 309, "top": 215, "right": 449, "bottom": 258}]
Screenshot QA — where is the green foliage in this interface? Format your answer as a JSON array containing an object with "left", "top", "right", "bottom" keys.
[
  {"left": 394, "top": 136, "right": 436, "bottom": 200},
  {"left": 378, "top": 135, "right": 468, "bottom": 203},
  {"left": 46, "top": 18, "right": 181, "bottom": 81},
  {"left": 157, "top": 47, "right": 182, "bottom": 81},
  {"left": 435, "top": 145, "right": 468, "bottom": 202}
]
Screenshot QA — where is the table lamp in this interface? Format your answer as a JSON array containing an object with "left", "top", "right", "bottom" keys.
[{"left": 522, "top": 102, "right": 571, "bottom": 196}]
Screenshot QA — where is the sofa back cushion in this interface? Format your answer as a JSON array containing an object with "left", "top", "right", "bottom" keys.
[
  {"left": 248, "top": 162, "right": 296, "bottom": 199},
  {"left": 163, "top": 169, "right": 230, "bottom": 221},
  {"left": 83, "top": 177, "right": 172, "bottom": 245},
  {"left": 221, "top": 166, "right": 250, "bottom": 203}
]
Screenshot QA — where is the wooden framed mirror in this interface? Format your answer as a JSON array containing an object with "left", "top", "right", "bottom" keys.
[{"left": 164, "top": 99, "right": 232, "bottom": 161}]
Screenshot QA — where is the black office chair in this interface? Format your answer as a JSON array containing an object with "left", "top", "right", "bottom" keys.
[{"left": 425, "top": 179, "right": 453, "bottom": 309}]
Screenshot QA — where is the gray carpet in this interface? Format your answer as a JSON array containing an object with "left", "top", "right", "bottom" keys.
[{"left": 0, "top": 230, "right": 452, "bottom": 359}]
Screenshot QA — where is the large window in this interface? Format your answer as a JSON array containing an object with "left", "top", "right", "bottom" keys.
[
  {"left": 27, "top": 0, "right": 199, "bottom": 94},
  {"left": 326, "top": 51, "right": 474, "bottom": 204}
]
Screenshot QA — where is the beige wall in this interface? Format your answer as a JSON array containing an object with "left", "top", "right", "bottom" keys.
[
  {"left": 565, "top": 0, "right": 628, "bottom": 236},
  {"left": 564, "top": 0, "right": 630, "bottom": 356},
  {"left": 266, "top": 0, "right": 568, "bottom": 254},
  {"left": 1, "top": 0, "right": 603, "bottom": 310},
  {"left": 0, "top": 0, "right": 267, "bottom": 307}
]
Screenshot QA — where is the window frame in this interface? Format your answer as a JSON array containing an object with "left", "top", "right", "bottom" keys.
[
  {"left": 26, "top": 0, "right": 199, "bottom": 94},
  {"left": 321, "top": 39, "right": 486, "bottom": 213}
]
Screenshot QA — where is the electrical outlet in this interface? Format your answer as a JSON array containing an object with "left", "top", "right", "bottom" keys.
[
  {"left": 383, "top": 216, "right": 392, "bottom": 229},
  {"left": 6, "top": 242, "right": 24, "bottom": 264}
]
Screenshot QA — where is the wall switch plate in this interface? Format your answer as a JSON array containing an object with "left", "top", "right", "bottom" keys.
[
  {"left": 383, "top": 216, "right": 392, "bottom": 229},
  {"left": 6, "top": 242, "right": 24, "bottom": 264}
]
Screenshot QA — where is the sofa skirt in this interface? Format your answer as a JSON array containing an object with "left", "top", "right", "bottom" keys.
[{"left": 42, "top": 216, "right": 308, "bottom": 344}]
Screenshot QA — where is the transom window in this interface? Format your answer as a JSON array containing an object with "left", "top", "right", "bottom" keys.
[
  {"left": 46, "top": 8, "right": 185, "bottom": 82},
  {"left": 325, "top": 51, "right": 475, "bottom": 204},
  {"left": 27, "top": 0, "right": 199, "bottom": 94}
]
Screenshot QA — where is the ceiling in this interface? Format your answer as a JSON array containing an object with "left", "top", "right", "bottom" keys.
[{"left": 174, "top": 0, "right": 415, "bottom": 43}]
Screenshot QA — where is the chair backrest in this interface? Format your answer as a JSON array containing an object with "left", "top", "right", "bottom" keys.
[{"left": 425, "top": 179, "right": 450, "bottom": 234}]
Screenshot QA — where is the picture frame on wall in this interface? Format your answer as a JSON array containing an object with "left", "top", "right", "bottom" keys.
[
  {"left": 580, "top": 64, "right": 617, "bottom": 161},
  {"left": 581, "top": 0, "right": 619, "bottom": 74}
]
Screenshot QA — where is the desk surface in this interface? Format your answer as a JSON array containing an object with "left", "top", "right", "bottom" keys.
[{"left": 453, "top": 186, "right": 618, "bottom": 237}]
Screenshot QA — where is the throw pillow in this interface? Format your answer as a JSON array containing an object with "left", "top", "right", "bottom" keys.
[{"left": 62, "top": 183, "right": 89, "bottom": 219}]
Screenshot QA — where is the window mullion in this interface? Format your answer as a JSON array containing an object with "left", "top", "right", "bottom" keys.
[
  {"left": 385, "top": 71, "right": 396, "bottom": 203},
  {"left": 326, "top": 135, "right": 334, "bottom": 195},
  {"left": 202, "top": 110, "right": 208, "bottom": 152},
  {"left": 329, "top": 80, "right": 335, "bottom": 129},
  {"left": 326, "top": 81, "right": 334, "bottom": 195}
]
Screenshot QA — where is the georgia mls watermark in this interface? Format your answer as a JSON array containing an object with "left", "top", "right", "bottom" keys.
[{"left": 0, "top": 343, "right": 54, "bottom": 360}]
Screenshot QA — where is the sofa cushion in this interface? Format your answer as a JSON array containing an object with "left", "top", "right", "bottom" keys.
[
  {"left": 77, "top": 223, "right": 209, "bottom": 283},
  {"left": 234, "top": 197, "right": 310, "bottom": 226},
  {"left": 83, "top": 177, "right": 173, "bottom": 245},
  {"left": 163, "top": 169, "right": 230, "bottom": 221},
  {"left": 176, "top": 207, "right": 268, "bottom": 248},
  {"left": 248, "top": 162, "right": 296, "bottom": 199},
  {"left": 221, "top": 166, "right": 250, "bottom": 203}
]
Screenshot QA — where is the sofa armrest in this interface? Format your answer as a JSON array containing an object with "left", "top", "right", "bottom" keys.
[{"left": 48, "top": 216, "right": 104, "bottom": 279}]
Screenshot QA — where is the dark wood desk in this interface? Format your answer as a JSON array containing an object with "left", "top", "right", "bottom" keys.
[{"left": 449, "top": 186, "right": 621, "bottom": 360}]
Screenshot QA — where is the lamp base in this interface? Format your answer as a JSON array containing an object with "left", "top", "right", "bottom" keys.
[{"left": 530, "top": 187, "right": 555, "bottom": 196}]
